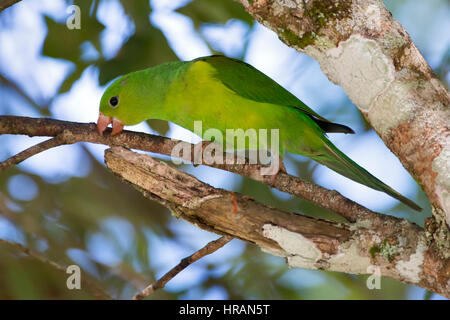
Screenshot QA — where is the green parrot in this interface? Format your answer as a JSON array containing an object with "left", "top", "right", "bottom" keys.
[{"left": 97, "top": 55, "right": 421, "bottom": 211}]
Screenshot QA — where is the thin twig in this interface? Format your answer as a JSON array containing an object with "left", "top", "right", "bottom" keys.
[
  {"left": 0, "top": 131, "right": 74, "bottom": 172},
  {"left": 0, "top": 239, "right": 113, "bottom": 299},
  {"left": 133, "top": 236, "right": 233, "bottom": 300},
  {"left": 0, "top": 74, "right": 44, "bottom": 111},
  {"left": 0, "top": 0, "right": 22, "bottom": 12}
]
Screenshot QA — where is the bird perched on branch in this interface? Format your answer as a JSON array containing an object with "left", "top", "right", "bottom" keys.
[{"left": 97, "top": 55, "right": 421, "bottom": 211}]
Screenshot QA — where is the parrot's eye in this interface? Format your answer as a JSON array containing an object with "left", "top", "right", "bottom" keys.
[{"left": 109, "top": 96, "right": 119, "bottom": 108}]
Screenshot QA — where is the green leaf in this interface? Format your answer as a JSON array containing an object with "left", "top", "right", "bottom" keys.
[
  {"left": 58, "top": 64, "right": 85, "bottom": 94},
  {"left": 42, "top": 1, "right": 105, "bottom": 93},
  {"left": 97, "top": 29, "right": 177, "bottom": 85},
  {"left": 423, "top": 290, "right": 434, "bottom": 300},
  {"left": 42, "top": 12, "right": 104, "bottom": 61},
  {"left": 177, "top": 0, "right": 253, "bottom": 27}
]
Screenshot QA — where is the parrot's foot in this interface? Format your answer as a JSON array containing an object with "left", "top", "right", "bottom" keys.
[{"left": 268, "top": 157, "right": 286, "bottom": 186}]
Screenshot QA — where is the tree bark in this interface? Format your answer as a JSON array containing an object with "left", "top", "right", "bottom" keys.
[
  {"left": 0, "top": 0, "right": 21, "bottom": 12},
  {"left": 1, "top": 116, "right": 449, "bottom": 297},
  {"left": 236, "top": 0, "right": 450, "bottom": 255},
  {"left": 105, "top": 146, "right": 449, "bottom": 298}
]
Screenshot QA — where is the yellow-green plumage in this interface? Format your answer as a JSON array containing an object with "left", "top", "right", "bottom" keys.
[{"left": 99, "top": 55, "right": 421, "bottom": 211}]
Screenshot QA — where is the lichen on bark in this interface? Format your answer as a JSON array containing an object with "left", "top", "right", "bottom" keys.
[{"left": 238, "top": 0, "right": 450, "bottom": 261}]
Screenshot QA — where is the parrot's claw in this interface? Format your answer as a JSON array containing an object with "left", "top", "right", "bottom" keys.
[{"left": 96, "top": 113, "right": 124, "bottom": 136}]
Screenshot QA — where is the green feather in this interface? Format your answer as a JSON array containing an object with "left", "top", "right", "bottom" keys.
[
  {"left": 196, "top": 55, "right": 354, "bottom": 134},
  {"left": 99, "top": 55, "right": 421, "bottom": 211}
]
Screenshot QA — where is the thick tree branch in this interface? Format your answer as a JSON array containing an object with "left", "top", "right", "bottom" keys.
[
  {"left": 235, "top": 0, "right": 450, "bottom": 255},
  {"left": 105, "top": 146, "right": 449, "bottom": 298},
  {"left": 133, "top": 236, "right": 233, "bottom": 300}
]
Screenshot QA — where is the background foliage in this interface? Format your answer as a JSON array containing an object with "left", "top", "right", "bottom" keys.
[{"left": 0, "top": 0, "right": 448, "bottom": 299}]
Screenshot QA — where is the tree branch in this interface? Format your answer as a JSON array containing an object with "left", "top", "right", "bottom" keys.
[
  {"left": 1, "top": 116, "right": 448, "bottom": 297},
  {"left": 0, "top": 115, "right": 387, "bottom": 223},
  {"left": 133, "top": 236, "right": 233, "bottom": 300},
  {"left": 0, "top": 0, "right": 22, "bottom": 12},
  {"left": 105, "top": 146, "right": 449, "bottom": 298},
  {"left": 235, "top": 0, "right": 450, "bottom": 255},
  {"left": 0, "top": 131, "right": 74, "bottom": 172}
]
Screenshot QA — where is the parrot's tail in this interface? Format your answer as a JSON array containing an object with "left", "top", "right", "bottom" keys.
[{"left": 310, "top": 141, "right": 422, "bottom": 212}]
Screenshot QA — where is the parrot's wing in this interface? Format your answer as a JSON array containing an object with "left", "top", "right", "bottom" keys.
[{"left": 195, "top": 55, "right": 354, "bottom": 134}]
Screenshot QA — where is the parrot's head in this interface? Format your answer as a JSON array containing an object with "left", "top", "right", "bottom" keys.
[
  {"left": 97, "top": 74, "right": 146, "bottom": 136},
  {"left": 97, "top": 63, "right": 180, "bottom": 135}
]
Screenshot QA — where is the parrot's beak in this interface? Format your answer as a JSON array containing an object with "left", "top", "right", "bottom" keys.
[
  {"left": 96, "top": 113, "right": 124, "bottom": 136},
  {"left": 96, "top": 113, "right": 111, "bottom": 135}
]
